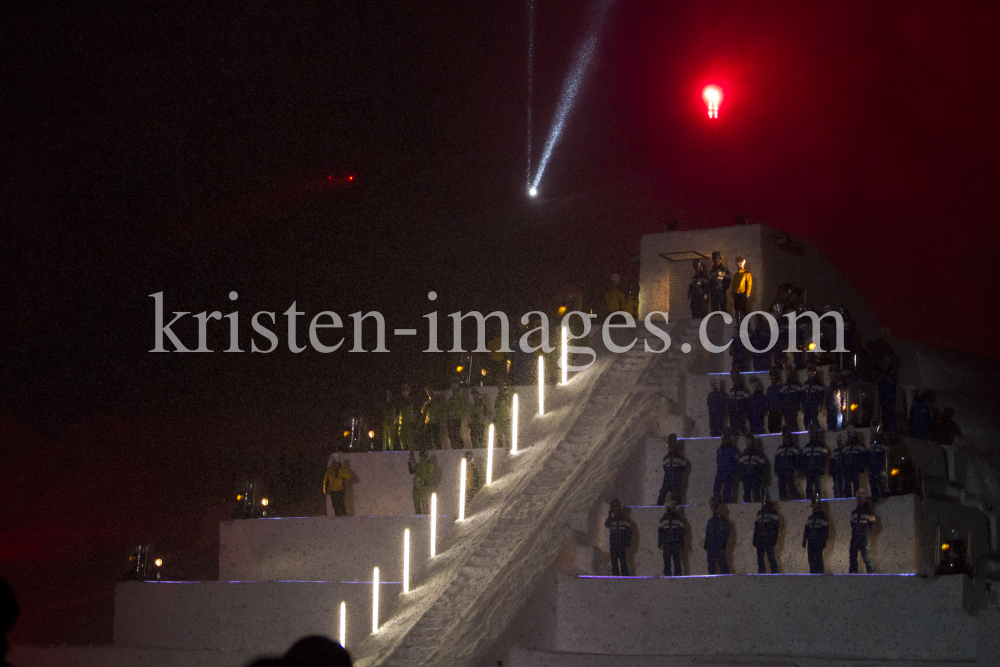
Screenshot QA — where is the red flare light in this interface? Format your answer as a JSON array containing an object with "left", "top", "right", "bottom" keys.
[{"left": 702, "top": 85, "right": 723, "bottom": 119}]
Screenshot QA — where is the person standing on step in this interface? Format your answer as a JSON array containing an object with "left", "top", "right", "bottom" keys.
[
  {"left": 408, "top": 450, "right": 436, "bottom": 514},
  {"left": 842, "top": 425, "right": 868, "bottom": 497},
  {"left": 421, "top": 387, "right": 446, "bottom": 450},
  {"left": 728, "top": 370, "right": 750, "bottom": 435},
  {"left": 774, "top": 426, "right": 803, "bottom": 501},
  {"left": 322, "top": 455, "right": 353, "bottom": 517},
  {"left": 708, "top": 251, "right": 731, "bottom": 314},
  {"left": 826, "top": 370, "right": 848, "bottom": 431},
  {"left": 830, "top": 434, "right": 846, "bottom": 498},
  {"left": 468, "top": 387, "right": 488, "bottom": 448},
  {"left": 605, "top": 499, "right": 632, "bottom": 576},
  {"left": 780, "top": 366, "right": 803, "bottom": 432},
  {"left": 802, "top": 424, "right": 829, "bottom": 500},
  {"left": 766, "top": 369, "right": 784, "bottom": 434},
  {"left": 464, "top": 451, "right": 484, "bottom": 512},
  {"left": 748, "top": 377, "right": 767, "bottom": 436},
  {"left": 708, "top": 380, "right": 728, "bottom": 437},
  {"left": 867, "top": 430, "right": 889, "bottom": 500},
  {"left": 731, "top": 256, "right": 752, "bottom": 324},
  {"left": 800, "top": 364, "right": 825, "bottom": 431},
  {"left": 658, "top": 498, "right": 685, "bottom": 577},
  {"left": 688, "top": 260, "right": 711, "bottom": 318},
  {"left": 753, "top": 498, "right": 781, "bottom": 573},
  {"left": 704, "top": 497, "right": 731, "bottom": 574},
  {"left": 740, "top": 436, "right": 768, "bottom": 504},
  {"left": 849, "top": 490, "right": 877, "bottom": 573},
  {"left": 656, "top": 434, "right": 689, "bottom": 506},
  {"left": 802, "top": 498, "right": 830, "bottom": 574},
  {"left": 494, "top": 384, "right": 513, "bottom": 449},
  {"left": 714, "top": 428, "right": 740, "bottom": 504},
  {"left": 446, "top": 382, "right": 469, "bottom": 449}
]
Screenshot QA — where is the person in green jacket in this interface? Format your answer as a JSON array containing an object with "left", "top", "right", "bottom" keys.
[
  {"left": 382, "top": 390, "right": 398, "bottom": 451},
  {"left": 468, "top": 387, "right": 488, "bottom": 448},
  {"left": 446, "top": 383, "right": 470, "bottom": 449},
  {"left": 421, "top": 387, "right": 446, "bottom": 450},
  {"left": 408, "top": 450, "right": 436, "bottom": 514},
  {"left": 397, "top": 384, "right": 416, "bottom": 451},
  {"left": 494, "top": 384, "right": 513, "bottom": 449}
]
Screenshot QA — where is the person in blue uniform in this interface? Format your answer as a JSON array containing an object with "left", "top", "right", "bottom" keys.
[
  {"left": 728, "top": 370, "right": 750, "bottom": 435},
  {"left": 740, "top": 437, "right": 768, "bottom": 504},
  {"left": 800, "top": 364, "right": 825, "bottom": 431},
  {"left": 749, "top": 314, "right": 773, "bottom": 372},
  {"left": 877, "top": 363, "right": 898, "bottom": 432},
  {"left": 753, "top": 498, "right": 781, "bottom": 573},
  {"left": 704, "top": 497, "right": 731, "bottom": 574},
  {"left": 605, "top": 499, "right": 632, "bottom": 576},
  {"left": 748, "top": 378, "right": 767, "bottom": 436},
  {"left": 841, "top": 425, "right": 868, "bottom": 497},
  {"left": 658, "top": 499, "right": 686, "bottom": 577},
  {"left": 714, "top": 428, "right": 739, "bottom": 504},
  {"left": 909, "top": 389, "right": 933, "bottom": 439},
  {"left": 849, "top": 491, "right": 877, "bottom": 573},
  {"left": 707, "top": 380, "right": 728, "bottom": 437},
  {"left": 780, "top": 367, "right": 802, "bottom": 432},
  {"left": 766, "top": 369, "right": 784, "bottom": 433},
  {"left": 708, "top": 251, "right": 731, "bottom": 313},
  {"left": 801, "top": 424, "right": 829, "bottom": 500},
  {"left": 825, "top": 370, "right": 848, "bottom": 431},
  {"left": 656, "top": 434, "right": 689, "bottom": 506},
  {"left": 773, "top": 427, "right": 802, "bottom": 500},
  {"left": 829, "top": 435, "right": 846, "bottom": 498},
  {"left": 688, "top": 260, "right": 711, "bottom": 318},
  {"left": 802, "top": 498, "right": 830, "bottom": 574},
  {"left": 868, "top": 430, "right": 889, "bottom": 499}
]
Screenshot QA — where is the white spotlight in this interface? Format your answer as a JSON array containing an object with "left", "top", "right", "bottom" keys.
[
  {"left": 430, "top": 492, "right": 437, "bottom": 557},
  {"left": 529, "top": 186, "right": 538, "bottom": 197},
  {"left": 372, "top": 567, "right": 379, "bottom": 634},
  {"left": 403, "top": 528, "right": 410, "bottom": 594},
  {"left": 561, "top": 325, "right": 568, "bottom": 385},
  {"left": 511, "top": 394, "right": 519, "bottom": 455},
  {"left": 459, "top": 458, "right": 467, "bottom": 521},
  {"left": 339, "top": 601, "right": 346, "bottom": 648},
  {"left": 538, "top": 356, "right": 545, "bottom": 416},
  {"left": 487, "top": 424, "right": 495, "bottom": 486}
]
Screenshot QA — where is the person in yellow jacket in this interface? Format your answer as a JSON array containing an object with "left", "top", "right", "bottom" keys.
[
  {"left": 322, "top": 456, "right": 353, "bottom": 516},
  {"left": 622, "top": 284, "right": 640, "bottom": 319},
  {"left": 731, "top": 256, "right": 753, "bottom": 323}
]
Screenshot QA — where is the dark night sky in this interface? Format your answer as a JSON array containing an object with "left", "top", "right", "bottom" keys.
[{"left": 3, "top": 0, "right": 1000, "bottom": 644}]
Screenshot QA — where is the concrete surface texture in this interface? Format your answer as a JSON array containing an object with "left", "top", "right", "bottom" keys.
[{"left": 551, "top": 574, "right": 976, "bottom": 660}]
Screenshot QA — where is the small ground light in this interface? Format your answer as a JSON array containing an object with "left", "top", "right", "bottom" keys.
[
  {"left": 403, "top": 529, "right": 410, "bottom": 593},
  {"left": 430, "top": 493, "right": 437, "bottom": 557},
  {"left": 511, "top": 394, "right": 519, "bottom": 455},
  {"left": 538, "top": 356, "right": 545, "bottom": 415},
  {"left": 487, "top": 424, "right": 495, "bottom": 486},
  {"left": 372, "top": 567, "right": 379, "bottom": 634},
  {"left": 458, "top": 458, "right": 467, "bottom": 521},
  {"left": 561, "top": 325, "right": 569, "bottom": 385}
]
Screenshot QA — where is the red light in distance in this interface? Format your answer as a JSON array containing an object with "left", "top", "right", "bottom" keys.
[{"left": 702, "top": 85, "right": 722, "bottom": 119}]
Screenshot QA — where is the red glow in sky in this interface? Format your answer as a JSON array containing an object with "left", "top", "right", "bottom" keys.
[{"left": 702, "top": 85, "right": 722, "bottom": 118}]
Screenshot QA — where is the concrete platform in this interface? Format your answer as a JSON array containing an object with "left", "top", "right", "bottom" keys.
[
  {"left": 220, "top": 515, "right": 451, "bottom": 584},
  {"left": 549, "top": 573, "right": 977, "bottom": 661},
  {"left": 615, "top": 430, "right": 873, "bottom": 508},
  {"left": 600, "top": 493, "right": 918, "bottom": 577},
  {"left": 113, "top": 580, "right": 396, "bottom": 654}
]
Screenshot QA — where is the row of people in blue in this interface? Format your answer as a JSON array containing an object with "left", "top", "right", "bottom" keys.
[
  {"left": 647, "top": 493, "right": 878, "bottom": 577},
  {"left": 656, "top": 426, "right": 889, "bottom": 510},
  {"left": 708, "top": 364, "right": 849, "bottom": 437}
]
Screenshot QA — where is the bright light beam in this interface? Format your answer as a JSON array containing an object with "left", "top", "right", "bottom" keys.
[
  {"left": 527, "top": 0, "right": 535, "bottom": 187},
  {"left": 339, "top": 601, "right": 346, "bottom": 648},
  {"left": 538, "top": 356, "right": 545, "bottom": 415},
  {"left": 458, "top": 458, "right": 467, "bottom": 521},
  {"left": 530, "top": 0, "right": 613, "bottom": 193},
  {"left": 487, "top": 424, "right": 495, "bottom": 486},
  {"left": 561, "top": 325, "right": 568, "bottom": 385},
  {"left": 430, "top": 493, "right": 437, "bottom": 557},
  {"left": 403, "top": 529, "right": 410, "bottom": 593},
  {"left": 372, "top": 567, "right": 379, "bottom": 634},
  {"left": 512, "top": 394, "right": 519, "bottom": 454}
]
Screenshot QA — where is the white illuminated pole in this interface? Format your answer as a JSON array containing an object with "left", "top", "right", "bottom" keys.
[
  {"left": 561, "top": 325, "right": 568, "bottom": 385},
  {"left": 511, "top": 394, "right": 519, "bottom": 455},
  {"left": 458, "top": 458, "right": 467, "bottom": 521},
  {"left": 538, "top": 356, "right": 545, "bottom": 416},
  {"left": 402, "top": 529, "right": 410, "bottom": 594},
  {"left": 339, "top": 601, "right": 346, "bottom": 648},
  {"left": 430, "top": 492, "right": 437, "bottom": 557},
  {"left": 487, "top": 424, "right": 495, "bottom": 486},
  {"left": 372, "top": 567, "right": 379, "bottom": 634}
]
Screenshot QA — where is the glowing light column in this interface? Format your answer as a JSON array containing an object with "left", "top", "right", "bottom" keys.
[
  {"left": 402, "top": 529, "right": 410, "bottom": 593},
  {"left": 561, "top": 325, "right": 568, "bottom": 385},
  {"left": 538, "top": 356, "right": 545, "bottom": 415},
  {"left": 372, "top": 567, "right": 380, "bottom": 634},
  {"left": 458, "top": 458, "right": 467, "bottom": 521},
  {"left": 511, "top": 394, "right": 519, "bottom": 454},
  {"left": 430, "top": 493, "right": 437, "bottom": 557},
  {"left": 339, "top": 601, "right": 346, "bottom": 648},
  {"left": 486, "top": 424, "right": 495, "bottom": 486}
]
